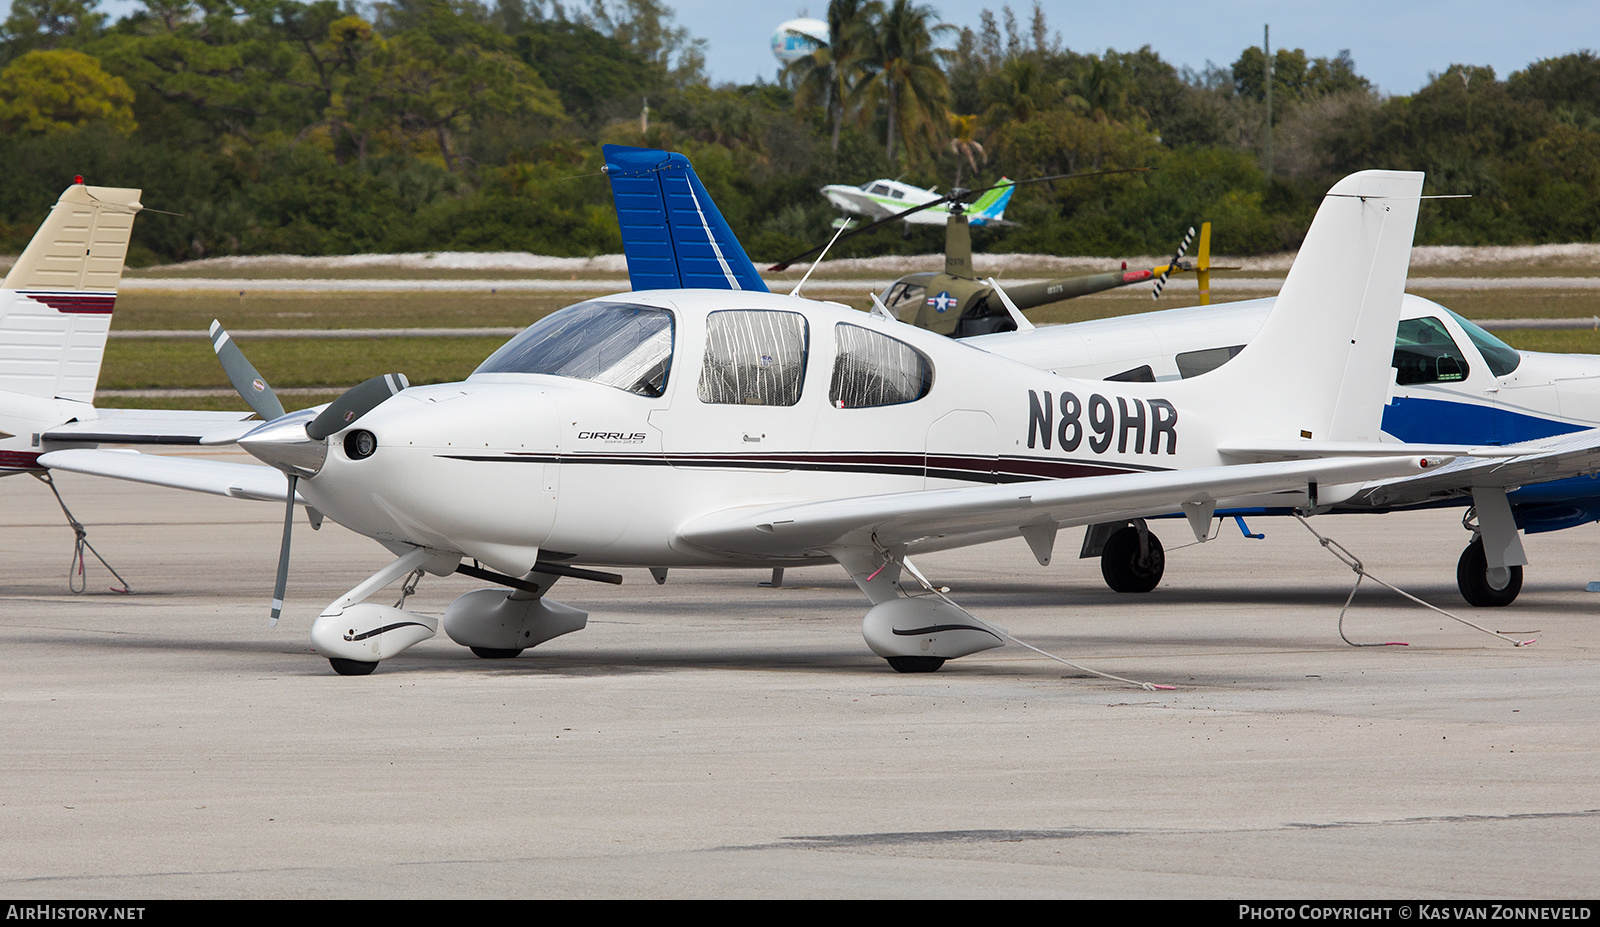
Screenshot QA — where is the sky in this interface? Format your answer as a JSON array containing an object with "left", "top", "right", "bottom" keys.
[
  {"left": 671, "top": 0, "right": 1600, "bottom": 97},
  {"left": 82, "top": 0, "right": 1600, "bottom": 98}
]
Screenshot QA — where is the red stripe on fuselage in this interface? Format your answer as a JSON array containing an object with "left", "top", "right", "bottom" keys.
[
  {"left": 0, "top": 450, "right": 44, "bottom": 470},
  {"left": 20, "top": 292, "right": 116, "bottom": 314}
]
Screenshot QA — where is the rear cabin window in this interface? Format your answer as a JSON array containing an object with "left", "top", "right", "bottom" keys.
[
  {"left": 1394, "top": 317, "right": 1470, "bottom": 385},
  {"left": 697, "top": 310, "right": 809, "bottom": 406},
  {"left": 830, "top": 324, "right": 933, "bottom": 408},
  {"left": 1176, "top": 345, "right": 1245, "bottom": 379}
]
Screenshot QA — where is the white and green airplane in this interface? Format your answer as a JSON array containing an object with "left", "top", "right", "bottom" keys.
[{"left": 821, "top": 176, "right": 1015, "bottom": 227}]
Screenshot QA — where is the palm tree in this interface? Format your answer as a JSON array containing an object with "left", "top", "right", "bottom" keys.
[
  {"left": 853, "top": 0, "right": 954, "bottom": 166},
  {"left": 783, "top": 0, "right": 880, "bottom": 153},
  {"left": 947, "top": 112, "right": 984, "bottom": 187}
]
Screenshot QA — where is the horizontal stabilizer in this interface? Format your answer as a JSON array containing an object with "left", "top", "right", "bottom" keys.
[
  {"left": 602, "top": 145, "right": 768, "bottom": 293},
  {"left": 43, "top": 409, "right": 257, "bottom": 446}
]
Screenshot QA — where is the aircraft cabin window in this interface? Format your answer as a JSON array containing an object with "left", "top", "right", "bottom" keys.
[
  {"left": 830, "top": 324, "right": 933, "bottom": 408},
  {"left": 1175, "top": 345, "right": 1245, "bottom": 379},
  {"left": 1105, "top": 365, "right": 1155, "bottom": 382},
  {"left": 1446, "top": 309, "right": 1522, "bottom": 377},
  {"left": 868, "top": 183, "right": 892, "bottom": 196},
  {"left": 698, "top": 310, "right": 809, "bottom": 406},
  {"left": 1393, "top": 317, "right": 1470, "bottom": 385},
  {"left": 474, "top": 300, "right": 674, "bottom": 397}
]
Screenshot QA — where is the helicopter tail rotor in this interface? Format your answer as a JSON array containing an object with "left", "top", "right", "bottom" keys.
[{"left": 1152, "top": 226, "right": 1196, "bottom": 300}]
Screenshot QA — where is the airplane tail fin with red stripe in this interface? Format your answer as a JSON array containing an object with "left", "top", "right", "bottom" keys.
[{"left": 1, "top": 183, "right": 143, "bottom": 404}]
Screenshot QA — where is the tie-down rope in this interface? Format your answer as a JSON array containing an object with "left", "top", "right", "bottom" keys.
[
  {"left": 35, "top": 471, "right": 130, "bottom": 594},
  {"left": 1293, "top": 514, "right": 1535, "bottom": 647},
  {"left": 894, "top": 553, "right": 1174, "bottom": 691}
]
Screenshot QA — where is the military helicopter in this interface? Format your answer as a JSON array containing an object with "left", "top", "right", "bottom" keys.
[{"left": 770, "top": 173, "right": 1223, "bottom": 338}]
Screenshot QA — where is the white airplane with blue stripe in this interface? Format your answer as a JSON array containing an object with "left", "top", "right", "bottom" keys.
[
  {"left": 972, "top": 289, "right": 1600, "bottom": 607},
  {"left": 821, "top": 176, "right": 1015, "bottom": 227}
]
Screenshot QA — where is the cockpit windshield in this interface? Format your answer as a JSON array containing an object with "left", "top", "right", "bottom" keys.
[
  {"left": 474, "top": 300, "right": 674, "bottom": 397},
  {"left": 1446, "top": 309, "right": 1522, "bottom": 377}
]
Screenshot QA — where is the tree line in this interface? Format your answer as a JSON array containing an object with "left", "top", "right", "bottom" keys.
[{"left": 1, "top": 0, "right": 1596, "bottom": 264}]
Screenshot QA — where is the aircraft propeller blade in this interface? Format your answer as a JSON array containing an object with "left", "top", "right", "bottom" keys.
[
  {"left": 270, "top": 473, "right": 296, "bottom": 626},
  {"left": 209, "top": 320, "right": 286, "bottom": 421},
  {"left": 306, "top": 373, "right": 410, "bottom": 441},
  {"left": 769, "top": 168, "right": 1153, "bottom": 272}
]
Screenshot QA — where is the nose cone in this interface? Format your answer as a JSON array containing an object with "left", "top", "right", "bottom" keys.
[
  {"left": 304, "top": 381, "right": 563, "bottom": 575},
  {"left": 238, "top": 408, "right": 328, "bottom": 477}
]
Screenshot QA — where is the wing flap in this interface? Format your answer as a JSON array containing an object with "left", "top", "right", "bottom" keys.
[{"left": 676, "top": 456, "right": 1447, "bottom": 559}]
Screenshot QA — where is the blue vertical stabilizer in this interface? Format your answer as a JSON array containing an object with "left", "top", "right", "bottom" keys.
[{"left": 602, "top": 145, "right": 769, "bottom": 293}]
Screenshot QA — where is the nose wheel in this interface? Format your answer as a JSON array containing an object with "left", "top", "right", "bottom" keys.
[
  {"left": 329, "top": 658, "right": 378, "bottom": 676},
  {"left": 1100, "top": 526, "right": 1165, "bottom": 593},
  {"left": 886, "top": 656, "right": 945, "bottom": 673},
  {"left": 1457, "top": 537, "right": 1522, "bottom": 607}
]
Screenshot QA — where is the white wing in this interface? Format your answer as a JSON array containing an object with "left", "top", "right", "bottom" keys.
[
  {"left": 38, "top": 448, "right": 297, "bottom": 503},
  {"left": 676, "top": 456, "right": 1447, "bottom": 560},
  {"left": 1348, "top": 427, "right": 1600, "bottom": 509}
]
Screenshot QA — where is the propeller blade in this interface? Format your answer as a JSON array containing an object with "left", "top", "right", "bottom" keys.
[
  {"left": 769, "top": 167, "right": 1153, "bottom": 272},
  {"left": 1152, "top": 226, "right": 1196, "bottom": 301},
  {"left": 306, "top": 373, "right": 409, "bottom": 441},
  {"left": 209, "top": 320, "right": 285, "bottom": 421},
  {"left": 270, "top": 473, "right": 296, "bottom": 626}
]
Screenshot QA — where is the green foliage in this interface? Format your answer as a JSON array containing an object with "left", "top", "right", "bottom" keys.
[
  {"left": 0, "top": 48, "right": 134, "bottom": 135},
  {"left": 0, "top": 1, "right": 1596, "bottom": 262}
]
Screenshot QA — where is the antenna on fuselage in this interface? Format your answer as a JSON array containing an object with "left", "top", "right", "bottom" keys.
[{"left": 789, "top": 218, "right": 855, "bottom": 297}]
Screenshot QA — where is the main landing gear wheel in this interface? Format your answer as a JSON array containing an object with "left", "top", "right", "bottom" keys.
[
  {"left": 329, "top": 658, "right": 378, "bottom": 676},
  {"left": 470, "top": 647, "right": 525, "bottom": 659},
  {"left": 1100, "top": 526, "right": 1165, "bottom": 593},
  {"left": 886, "top": 656, "right": 945, "bottom": 673},
  {"left": 1457, "top": 537, "right": 1522, "bottom": 607}
]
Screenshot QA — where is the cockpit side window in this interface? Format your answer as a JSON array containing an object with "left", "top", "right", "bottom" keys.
[
  {"left": 868, "top": 183, "right": 892, "bottom": 196},
  {"left": 698, "top": 309, "right": 809, "bottom": 406},
  {"left": 1393, "top": 317, "right": 1470, "bottom": 385},
  {"left": 830, "top": 323, "right": 933, "bottom": 408},
  {"left": 474, "top": 300, "right": 674, "bottom": 397},
  {"left": 1446, "top": 309, "right": 1522, "bottom": 377},
  {"left": 881, "top": 282, "right": 926, "bottom": 313}
]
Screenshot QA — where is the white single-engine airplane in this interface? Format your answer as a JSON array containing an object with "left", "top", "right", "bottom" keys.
[
  {"left": 614, "top": 148, "right": 1600, "bottom": 611},
  {"left": 43, "top": 159, "right": 1507, "bottom": 678},
  {"left": 822, "top": 176, "right": 1015, "bottom": 228}
]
